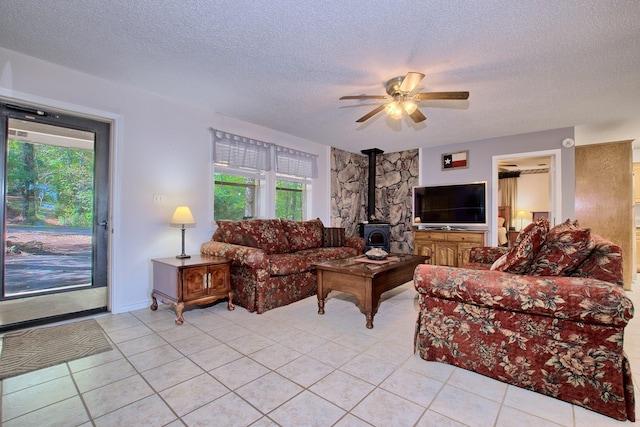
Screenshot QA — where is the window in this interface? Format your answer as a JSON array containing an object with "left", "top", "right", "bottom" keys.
[
  {"left": 211, "top": 128, "right": 317, "bottom": 221},
  {"left": 276, "top": 177, "right": 304, "bottom": 220},
  {"left": 214, "top": 172, "right": 263, "bottom": 220}
]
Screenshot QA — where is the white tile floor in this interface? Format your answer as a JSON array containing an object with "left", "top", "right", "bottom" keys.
[{"left": 2, "top": 281, "right": 639, "bottom": 426}]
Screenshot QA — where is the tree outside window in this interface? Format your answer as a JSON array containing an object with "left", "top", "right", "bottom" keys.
[
  {"left": 213, "top": 173, "right": 258, "bottom": 220},
  {"left": 276, "top": 179, "right": 303, "bottom": 220}
]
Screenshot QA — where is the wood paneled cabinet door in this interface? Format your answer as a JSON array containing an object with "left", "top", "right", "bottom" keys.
[
  {"left": 182, "top": 265, "right": 229, "bottom": 301},
  {"left": 413, "top": 229, "right": 487, "bottom": 267},
  {"left": 435, "top": 243, "right": 457, "bottom": 266},
  {"left": 414, "top": 241, "right": 435, "bottom": 265},
  {"left": 151, "top": 255, "right": 234, "bottom": 325}
]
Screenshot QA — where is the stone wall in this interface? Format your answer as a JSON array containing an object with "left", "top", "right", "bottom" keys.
[{"left": 331, "top": 147, "right": 419, "bottom": 253}]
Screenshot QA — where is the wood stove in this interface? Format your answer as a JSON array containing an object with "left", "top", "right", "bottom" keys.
[
  {"left": 360, "top": 148, "right": 391, "bottom": 252},
  {"left": 363, "top": 223, "right": 391, "bottom": 253}
]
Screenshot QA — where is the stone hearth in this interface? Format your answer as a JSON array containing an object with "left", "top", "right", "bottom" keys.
[{"left": 331, "top": 148, "right": 418, "bottom": 253}]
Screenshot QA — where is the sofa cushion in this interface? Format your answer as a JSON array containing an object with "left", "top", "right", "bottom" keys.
[
  {"left": 215, "top": 219, "right": 290, "bottom": 254},
  {"left": 492, "top": 217, "right": 549, "bottom": 274},
  {"left": 281, "top": 218, "right": 324, "bottom": 252},
  {"left": 267, "top": 246, "right": 360, "bottom": 275},
  {"left": 322, "top": 227, "right": 346, "bottom": 247},
  {"left": 528, "top": 225, "right": 595, "bottom": 276}
]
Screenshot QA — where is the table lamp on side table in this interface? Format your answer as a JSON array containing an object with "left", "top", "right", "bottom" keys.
[
  {"left": 516, "top": 210, "right": 528, "bottom": 231},
  {"left": 170, "top": 206, "right": 195, "bottom": 259}
]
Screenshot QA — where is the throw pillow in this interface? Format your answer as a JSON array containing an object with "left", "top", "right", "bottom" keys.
[
  {"left": 554, "top": 218, "right": 580, "bottom": 232},
  {"left": 528, "top": 226, "right": 595, "bottom": 276},
  {"left": 281, "top": 218, "right": 324, "bottom": 251},
  {"left": 493, "top": 217, "right": 549, "bottom": 274},
  {"left": 490, "top": 252, "right": 508, "bottom": 270},
  {"left": 323, "top": 227, "right": 346, "bottom": 247}
]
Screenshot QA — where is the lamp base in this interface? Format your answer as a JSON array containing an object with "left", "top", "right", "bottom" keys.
[{"left": 176, "top": 254, "right": 191, "bottom": 259}]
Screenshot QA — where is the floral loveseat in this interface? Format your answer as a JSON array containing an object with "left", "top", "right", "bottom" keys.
[
  {"left": 414, "top": 218, "right": 635, "bottom": 421},
  {"left": 201, "top": 218, "right": 364, "bottom": 313}
]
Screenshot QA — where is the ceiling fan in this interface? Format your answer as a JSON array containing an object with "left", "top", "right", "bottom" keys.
[{"left": 339, "top": 72, "right": 469, "bottom": 123}]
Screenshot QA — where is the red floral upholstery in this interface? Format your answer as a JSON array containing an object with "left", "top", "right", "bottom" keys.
[
  {"left": 492, "top": 217, "right": 549, "bottom": 273},
  {"left": 467, "top": 246, "right": 508, "bottom": 265},
  {"left": 571, "top": 234, "right": 624, "bottom": 287},
  {"left": 202, "top": 218, "right": 365, "bottom": 313},
  {"left": 528, "top": 226, "right": 595, "bottom": 276},
  {"left": 214, "top": 219, "right": 290, "bottom": 254},
  {"left": 414, "top": 229, "right": 635, "bottom": 421},
  {"left": 281, "top": 218, "right": 324, "bottom": 251}
]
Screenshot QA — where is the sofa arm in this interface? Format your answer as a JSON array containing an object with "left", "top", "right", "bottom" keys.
[
  {"left": 200, "top": 241, "right": 268, "bottom": 270},
  {"left": 414, "top": 264, "right": 633, "bottom": 327},
  {"left": 345, "top": 236, "right": 365, "bottom": 253},
  {"left": 469, "top": 246, "right": 509, "bottom": 264}
]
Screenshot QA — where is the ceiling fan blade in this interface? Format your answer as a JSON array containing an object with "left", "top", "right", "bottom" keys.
[
  {"left": 413, "top": 91, "right": 469, "bottom": 100},
  {"left": 339, "top": 95, "right": 389, "bottom": 100},
  {"left": 399, "top": 72, "right": 425, "bottom": 93},
  {"left": 356, "top": 104, "right": 387, "bottom": 123},
  {"left": 409, "top": 107, "right": 427, "bottom": 123}
]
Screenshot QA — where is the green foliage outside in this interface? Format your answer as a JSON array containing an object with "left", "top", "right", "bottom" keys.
[
  {"left": 6, "top": 140, "right": 94, "bottom": 228},
  {"left": 214, "top": 173, "right": 303, "bottom": 220},
  {"left": 275, "top": 180, "right": 302, "bottom": 220},
  {"left": 213, "top": 174, "right": 256, "bottom": 220}
]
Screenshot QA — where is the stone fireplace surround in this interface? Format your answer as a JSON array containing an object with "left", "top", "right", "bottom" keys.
[{"left": 330, "top": 147, "right": 419, "bottom": 254}]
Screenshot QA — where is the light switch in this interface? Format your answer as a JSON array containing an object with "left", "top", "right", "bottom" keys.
[{"left": 153, "top": 194, "right": 165, "bottom": 204}]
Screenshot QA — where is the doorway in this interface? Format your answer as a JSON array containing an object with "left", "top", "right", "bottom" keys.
[
  {"left": 0, "top": 103, "right": 110, "bottom": 331},
  {"left": 491, "top": 149, "right": 562, "bottom": 246}
]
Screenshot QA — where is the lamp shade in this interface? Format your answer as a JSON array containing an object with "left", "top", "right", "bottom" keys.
[
  {"left": 170, "top": 206, "right": 195, "bottom": 227},
  {"left": 516, "top": 210, "right": 528, "bottom": 219}
]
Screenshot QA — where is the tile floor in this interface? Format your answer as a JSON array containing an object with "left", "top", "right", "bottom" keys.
[{"left": 1, "top": 281, "right": 639, "bottom": 426}]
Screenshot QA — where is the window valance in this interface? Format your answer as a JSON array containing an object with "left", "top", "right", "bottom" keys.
[
  {"left": 276, "top": 146, "right": 318, "bottom": 179},
  {"left": 211, "top": 129, "right": 272, "bottom": 171},
  {"left": 211, "top": 128, "right": 318, "bottom": 178}
]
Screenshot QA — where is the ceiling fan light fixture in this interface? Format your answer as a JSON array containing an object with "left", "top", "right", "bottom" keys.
[
  {"left": 403, "top": 100, "right": 418, "bottom": 115},
  {"left": 385, "top": 101, "right": 403, "bottom": 119},
  {"left": 339, "top": 71, "right": 469, "bottom": 124}
]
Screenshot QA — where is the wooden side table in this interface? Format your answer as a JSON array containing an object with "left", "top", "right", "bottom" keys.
[{"left": 150, "top": 255, "right": 234, "bottom": 325}]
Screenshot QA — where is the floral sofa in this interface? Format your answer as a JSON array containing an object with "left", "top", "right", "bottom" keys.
[
  {"left": 201, "top": 218, "right": 365, "bottom": 313},
  {"left": 414, "top": 218, "right": 635, "bottom": 421}
]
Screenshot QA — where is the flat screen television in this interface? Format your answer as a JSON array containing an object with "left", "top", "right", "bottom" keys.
[{"left": 412, "top": 182, "right": 487, "bottom": 228}]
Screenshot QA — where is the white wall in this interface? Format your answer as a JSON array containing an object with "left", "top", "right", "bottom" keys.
[
  {"left": 516, "top": 172, "right": 550, "bottom": 229},
  {"left": 0, "top": 47, "right": 330, "bottom": 313}
]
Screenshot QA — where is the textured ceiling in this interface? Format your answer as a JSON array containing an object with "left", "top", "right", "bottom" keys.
[{"left": 1, "top": 1, "right": 639, "bottom": 153}]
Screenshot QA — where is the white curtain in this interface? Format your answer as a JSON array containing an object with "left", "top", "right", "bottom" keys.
[
  {"left": 211, "top": 129, "right": 272, "bottom": 171},
  {"left": 275, "top": 146, "right": 318, "bottom": 178}
]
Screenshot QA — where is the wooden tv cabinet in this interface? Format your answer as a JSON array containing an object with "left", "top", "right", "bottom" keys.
[{"left": 413, "top": 229, "right": 487, "bottom": 267}]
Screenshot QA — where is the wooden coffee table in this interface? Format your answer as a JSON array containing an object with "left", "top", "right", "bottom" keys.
[{"left": 315, "top": 254, "right": 427, "bottom": 328}]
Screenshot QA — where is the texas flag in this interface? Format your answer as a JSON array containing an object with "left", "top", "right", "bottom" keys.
[{"left": 443, "top": 151, "right": 467, "bottom": 169}]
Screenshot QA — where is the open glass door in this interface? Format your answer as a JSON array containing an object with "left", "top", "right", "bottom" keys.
[{"left": 0, "top": 104, "right": 109, "bottom": 329}]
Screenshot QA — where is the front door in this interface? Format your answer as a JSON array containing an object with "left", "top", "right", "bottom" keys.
[{"left": 0, "top": 103, "right": 109, "bottom": 329}]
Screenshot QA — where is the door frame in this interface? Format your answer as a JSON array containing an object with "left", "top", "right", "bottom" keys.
[
  {"left": 0, "top": 88, "right": 122, "bottom": 313},
  {"left": 491, "top": 149, "right": 562, "bottom": 246}
]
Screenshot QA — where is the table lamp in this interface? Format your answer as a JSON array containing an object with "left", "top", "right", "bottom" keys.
[
  {"left": 516, "top": 210, "right": 528, "bottom": 231},
  {"left": 170, "top": 206, "right": 195, "bottom": 259}
]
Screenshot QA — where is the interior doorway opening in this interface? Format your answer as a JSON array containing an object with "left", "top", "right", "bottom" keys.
[{"left": 491, "top": 149, "right": 562, "bottom": 246}]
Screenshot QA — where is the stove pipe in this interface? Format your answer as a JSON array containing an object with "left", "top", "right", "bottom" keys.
[{"left": 361, "top": 148, "right": 384, "bottom": 221}]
